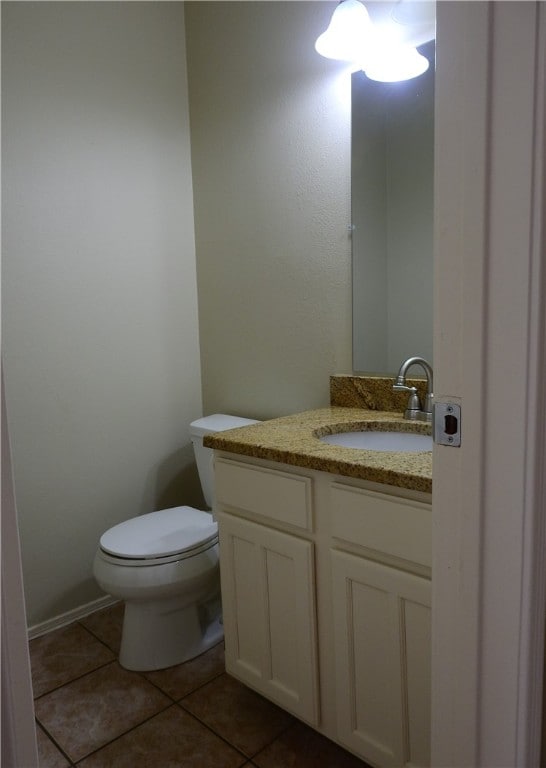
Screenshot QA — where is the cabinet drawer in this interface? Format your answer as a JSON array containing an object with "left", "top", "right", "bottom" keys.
[
  {"left": 331, "top": 483, "right": 431, "bottom": 568},
  {"left": 214, "top": 458, "right": 312, "bottom": 531}
]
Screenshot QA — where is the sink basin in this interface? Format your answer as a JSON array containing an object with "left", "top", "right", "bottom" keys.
[{"left": 319, "top": 430, "right": 432, "bottom": 452}]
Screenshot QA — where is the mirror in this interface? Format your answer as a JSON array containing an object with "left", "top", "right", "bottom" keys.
[{"left": 352, "top": 40, "right": 435, "bottom": 374}]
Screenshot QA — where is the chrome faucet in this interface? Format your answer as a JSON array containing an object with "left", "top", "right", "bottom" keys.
[{"left": 393, "top": 356, "right": 434, "bottom": 422}]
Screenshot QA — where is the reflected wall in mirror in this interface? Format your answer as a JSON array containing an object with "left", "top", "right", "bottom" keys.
[{"left": 352, "top": 41, "right": 435, "bottom": 374}]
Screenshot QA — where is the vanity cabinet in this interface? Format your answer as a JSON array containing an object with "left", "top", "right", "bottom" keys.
[
  {"left": 330, "top": 484, "right": 431, "bottom": 768},
  {"left": 213, "top": 454, "right": 431, "bottom": 768},
  {"left": 214, "top": 457, "right": 319, "bottom": 726}
]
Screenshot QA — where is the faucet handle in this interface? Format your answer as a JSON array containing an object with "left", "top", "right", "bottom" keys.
[
  {"left": 393, "top": 382, "right": 415, "bottom": 392},
  {"left": 393, "top": 384, "right": 422, "bottom": 414}
]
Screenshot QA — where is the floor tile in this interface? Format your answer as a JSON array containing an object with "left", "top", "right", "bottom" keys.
[
  {"left": 34, "top": 661, "right": 170, "bottom": 762},
  {"left": 252, "top": 720, "right": 370, "bottom": 768},
  {"left": 36, "top": 724, "right": 71, "bottom": 768},
  {"left": 79, "top": 602, "right": 124, "bottom": 655},
  {"left": 30, "top": 623, "right": 115, "bottom": 698},
  {"left": 144, "top": 641, "right": 225, "bottom": 700},
  {"left": 29, "top": 608, "right": 374, "bottom": 768},
  {"left": 180, "top": 673, "right": 294, "bottom": 758},
  {"left": 78, "top": 705, "right": 247, "bottom": 768}
]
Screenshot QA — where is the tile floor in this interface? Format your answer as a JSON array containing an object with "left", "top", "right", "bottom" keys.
[{"left": 30, "top": 603, "right": 370, "bottom": 767}]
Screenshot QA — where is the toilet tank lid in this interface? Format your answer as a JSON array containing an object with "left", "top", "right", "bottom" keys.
[{"left": 189, "top": 414, "right": 260, "bottom": 437}]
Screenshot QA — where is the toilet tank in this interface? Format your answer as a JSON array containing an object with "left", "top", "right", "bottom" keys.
[{"left": 189, "top": 414, "right": 260, "bottom": 508}]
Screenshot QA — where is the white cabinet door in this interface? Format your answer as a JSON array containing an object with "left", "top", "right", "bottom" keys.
[
  {"left": 332, "top": 550, "right": 431, "bottom": 768},
  {"left": 218, "top": 511, "right": 319, "bottom": 725}
]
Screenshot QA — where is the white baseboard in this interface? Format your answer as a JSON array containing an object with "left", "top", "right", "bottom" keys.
[{"left": 28, "top": 595, "right": 120, "bottom": 640}]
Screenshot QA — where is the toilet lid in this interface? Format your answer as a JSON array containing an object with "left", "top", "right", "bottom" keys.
[{"left": 99, "top": 506, "right": 218, "bottom": 560}]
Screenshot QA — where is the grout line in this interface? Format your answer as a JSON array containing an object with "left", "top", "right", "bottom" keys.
[
  {"left": 33, "top": 658, "right": 118, "bottom": 702},
  {"left": 245, "top": 717, "right": 297, "bottom": 762},
  {"left": 134, "top": 672, "right": 181, "bottom": 705},
  {"left": 71, "top": 701, "right": 250, "bottom": 766},
  {"left": 172, "top": 669, "right": 227, "bottom": 702},
  {"left": 32, "top": 609, "right": 341, "bottom": 767},
  {"left": 113, "top": 642, "right": 227, "bottom": 704},
  {"left": 36, "top": 720, "right": 77, "bottom": 767},
  {"left": 175, "top": 674, "right": 298, "bottom": 760},
  {"left": 172, "top": 701, "right": 249, "bottom": 762},
  {"left": 75, "top": 618, "right": 120, "bottom": 656},
  {"left": 174, "top": 675, "right": 297, "bottom": 762},
  {"left": 72, "top": 701, "right": 175, "bottom": 765}
]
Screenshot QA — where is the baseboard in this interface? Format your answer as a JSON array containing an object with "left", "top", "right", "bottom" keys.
[{"left": 28, "top": 595, "right": 120, "bottom": 640}]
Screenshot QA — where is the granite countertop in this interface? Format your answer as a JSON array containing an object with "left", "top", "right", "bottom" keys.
[{"left": 204, "top": 407, "right": 432, "bottom": 493}]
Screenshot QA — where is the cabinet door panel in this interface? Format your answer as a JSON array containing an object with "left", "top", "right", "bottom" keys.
[
  {"left": 265, "top": 548, "right": 300, "bottom": 688},
  {"left": 230, "top": 534, "right": 266, "bottom": 678},
  {"left": 218, "top": 512, "right": 319, "bottom": 725},
  {"left": 332, "top": 550, "right": 431, "bottom": 768},
  {"left": 351, "top": 579, "right": 403, "bottom": 763},
  {"left": 404, "top": 600, "right": 432, "bottom": 767}
]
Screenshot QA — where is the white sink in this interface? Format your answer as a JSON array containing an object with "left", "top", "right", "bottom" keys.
[{"left": 319, "top": 430, "right": 432, "bottom": 452}]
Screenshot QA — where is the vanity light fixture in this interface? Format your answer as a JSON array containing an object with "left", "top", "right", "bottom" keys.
[
  {"left": 363, "top": 44, "right": 429, "bottom": 82},
  {"left": 314, "top": 0, "right": 374, "bottom": 63},
  {"left": 391, "top": 0, "right": 436, "bottom": 28},
  {"left": 315, "top": 0, "right": 434, "bottom": 82}
]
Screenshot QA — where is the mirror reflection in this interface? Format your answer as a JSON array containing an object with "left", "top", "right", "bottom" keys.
[{"left": 352, "top": 41, "right": 435, "bottom": 374}]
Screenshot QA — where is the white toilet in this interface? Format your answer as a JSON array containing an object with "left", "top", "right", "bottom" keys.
[{"left": 93, "top": 414, "right": 258, "bottom": 671}]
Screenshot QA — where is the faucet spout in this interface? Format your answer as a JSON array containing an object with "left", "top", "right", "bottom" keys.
[{"left": 393, "top": 356, "right": 434, "bottom": 422}]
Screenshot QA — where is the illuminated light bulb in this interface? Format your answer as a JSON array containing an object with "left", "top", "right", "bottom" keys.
[
  {"left": 315, "top": 0, "right": 374, "bottom": 63},
  {"left": 391, "top": 0, "right": 436, "bottom": 27},
  {"left": 363, "top": 45, "right": 429, "bottom": 82}
]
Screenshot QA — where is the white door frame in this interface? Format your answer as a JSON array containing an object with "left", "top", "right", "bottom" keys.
[
  {"left": 1, "top": 372, "right": 39, "bottom": 768},
  {"left": 432, "top": 2, "right": 546, "bottom": 766}
]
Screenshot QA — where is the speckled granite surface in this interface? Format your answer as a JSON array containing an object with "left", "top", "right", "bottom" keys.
[
  {"left": 330, "top": 374, "right": 429, "bottom": 410},
  {"left": 205, "top": 406, "right": 432, "bottom": 493}
]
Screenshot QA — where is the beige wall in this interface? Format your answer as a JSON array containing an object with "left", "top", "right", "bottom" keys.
[
  {"left": 2, "top": 2, "right": 203, "bottom": 627},
  {"left": 3, "top": 1, "right": 352, "bottom": 628},
  {"left": 185, "top": 2, "right": 352, "bottom": 420}
]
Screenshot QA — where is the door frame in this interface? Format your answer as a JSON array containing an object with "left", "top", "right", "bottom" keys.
[
  {"left": 1, "top": 372, "right": 39, "bottom": 768},
  {"left": 432, "top": 2, "right": 546, "bottom": 766}
]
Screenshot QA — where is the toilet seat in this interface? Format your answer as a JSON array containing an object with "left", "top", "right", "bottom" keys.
[{"left": 99, "top": 506, "right": 218, "bottom": 565}]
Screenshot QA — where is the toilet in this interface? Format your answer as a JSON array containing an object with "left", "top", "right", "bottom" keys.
[{"left": 93, "top": 414, "right": 259, "bottom": 672}]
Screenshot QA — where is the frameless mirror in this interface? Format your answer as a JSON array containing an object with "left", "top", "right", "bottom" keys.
[{"left": 352, "top": 40, "right": 435, "bottom": 374}]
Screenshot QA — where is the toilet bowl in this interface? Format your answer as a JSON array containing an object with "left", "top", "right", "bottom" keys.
[{"left": 93, "top": 414, "right": 259, "bottom": 671}]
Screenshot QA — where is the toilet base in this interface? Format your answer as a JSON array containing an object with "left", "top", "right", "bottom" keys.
[{"left": 119, "top": 592, "right": 223, "bottom": 671}]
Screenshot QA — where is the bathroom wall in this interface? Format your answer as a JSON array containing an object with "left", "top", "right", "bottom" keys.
[
  {"left": 185, "top": 2, "right": 352, "bottom": 420},
  {"left": 2, "top": 2, "right": 203, "bottom": 628}
]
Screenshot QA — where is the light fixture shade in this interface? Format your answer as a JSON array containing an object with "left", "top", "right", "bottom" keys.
[
  {"left": 315, "top": 0, "right": 373, "bottom": 62},
  {"left": 391, "top": 0, "right": 436, "bottom": 27},
  {"left": 363, "top": 45, "right": 429, "bottom": 82}
]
